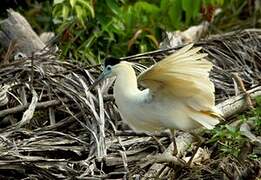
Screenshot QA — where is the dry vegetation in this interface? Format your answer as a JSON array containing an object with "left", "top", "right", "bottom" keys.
[{"left": 0, "top": 29, "right": 260, "bottom": 179}]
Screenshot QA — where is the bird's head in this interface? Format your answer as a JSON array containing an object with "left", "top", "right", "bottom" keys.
[
  {"left": 89, "top": 57, "right": 133, "bottom": 90},
  {"left": 102, "top": 57, "right": 121, "bottom": 78}
]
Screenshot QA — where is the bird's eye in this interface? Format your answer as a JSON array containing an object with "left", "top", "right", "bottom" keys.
[{"left": 106, "top": 66, "right": 112, "bottom": 71}]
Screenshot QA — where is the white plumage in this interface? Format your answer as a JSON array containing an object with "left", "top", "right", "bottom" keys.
[{"left": 102, "top": 44, "right": 221, "bottom": 133}]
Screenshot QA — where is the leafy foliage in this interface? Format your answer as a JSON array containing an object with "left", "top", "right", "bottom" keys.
[
  {"left": 1, "top": 0, "right": 259, "bottom": 65},
  {"left": 210, "top": 0, "right": 261, "bottom": 32},
  {"left": 51, "top": 0, "right": 224, "bottom": 64},
  {"left": 210, "top": 96, "right": 261, "bottom": 158},
  {"left": 210, "top": 124, "right": 245, "bottom": 157},
  {"left": 53, "top": 0, "right": 94, "bottom": 26}
]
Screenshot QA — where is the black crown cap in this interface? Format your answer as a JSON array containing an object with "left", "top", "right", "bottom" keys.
[{"left": 104, "top": 57, "right": 121, "bottom": 67}]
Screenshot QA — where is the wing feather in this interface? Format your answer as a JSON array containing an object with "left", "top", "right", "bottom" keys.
[
  {"left": 137, "top": 44, "right": 220, "bottom": 129},
  {"left": 138, "top": 44, "right": 213, "bottom": 98}
]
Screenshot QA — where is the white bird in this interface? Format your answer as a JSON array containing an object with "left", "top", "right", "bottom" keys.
[{"left": 91, "top": 44, "right": 222, "bottom": 164}]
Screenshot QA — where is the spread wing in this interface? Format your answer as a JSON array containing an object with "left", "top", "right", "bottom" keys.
[{"left": 137, "top": 44, "right": 220, "bottom": 129}]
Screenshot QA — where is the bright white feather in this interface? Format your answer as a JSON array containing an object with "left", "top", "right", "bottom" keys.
[{"left": 112, "top": 44, "right": 221, "bottom": 132}]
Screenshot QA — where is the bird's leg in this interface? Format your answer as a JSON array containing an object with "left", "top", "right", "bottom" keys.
[
  {"left": 169, "top": 129, "right": 178, "bottom": 156},
  {"left": 151, "top": 136, "right": 166, "bottom": 153},
  {"left": 186, "top": 132, "right": 203, "bottom": 166}
]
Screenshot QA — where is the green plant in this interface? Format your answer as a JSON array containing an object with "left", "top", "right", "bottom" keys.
[
  {"left": 53, "top": 0, "right": 94, "bottom": 26},
  {"left": 51, "top": 0, "right": 224, "bottom": 64},
  {"left": 210, "top": 124, "right": 245, "bottom": 157},
  {"left": 209, "top": 96, "right": 261, "bottom": 157},
  {"left": 210, "top": 0, "right": 261, "bottom": 32}
]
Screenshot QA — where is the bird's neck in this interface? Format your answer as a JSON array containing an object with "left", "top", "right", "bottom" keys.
[{"left": 113, "top": 66, "right": 140, "bottom": 100}]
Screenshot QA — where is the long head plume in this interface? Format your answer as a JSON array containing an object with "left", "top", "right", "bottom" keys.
[{"left": 131, "top": 62, "right": 147, "bottom": 73}]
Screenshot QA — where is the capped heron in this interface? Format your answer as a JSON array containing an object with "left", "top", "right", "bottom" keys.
[{"left": 91, "top": 44, "right": 222, "bottom": 164}]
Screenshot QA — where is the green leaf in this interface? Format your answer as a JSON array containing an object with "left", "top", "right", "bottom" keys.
[
  {"left": 182, "top": 0, "right": 191, "bottom": 12},
  {"left": 192, "top": 0, "right": 201, "bottom": 18},
  {"left": 62, "top": 5, "right": 70, "bottom": 20},
  {"left": 106, "top": 0, "right": 121, "bottom": 17},
  {"left": 182, "top": 0, "right": 193, "bottom": 24},
  {"left": 75, "top": 5, "right": 85, "bottom": 26},
  {"left": 111, "top": 18, "right": 125, "bottom": 33},
  {"left": 134, "top": 1, "right": 160, "bottom": 15},
  {"left": 83, "top": 35, "right": 96, "bottom": 49},
  {"left": 54, "top": 0, "right": 65, "bottom": 5},
  {"left": 225, "top": 124, "right": 237, "bottom": 133},
  {"left": 70, "top": 0, "right": 77, "bottom": 8},
  {"left": 75, "top": 5, "right": 83, "bottom": 18},
  {"left": 145, "top": 34, "right": 159, "bottom": 48},
  {"left": 124, "top": 6, "right": 135, "bottom": 32},
  {"left": 255, "top": 96, "right": 261, "bottom": 106},
  {"left": 168, "top": 0, "right": 182, "bottom": 29},
  {"left": 139, "top": 43, "right": 147, "bottom": 53},
  {"left": 181, "top": 0, "right": 202, "bottom": 24},
  {"left": 78, "top": 0, "right": 95, "bottom": 18},
  {"left": 215, "top": 0, "right": 224, "bottom": 5},
  {"left": 160, "top": 0, "right": 170, "bottom": 10},
  {"left": 52, "top": 5, "right": 62, "bottom": 17},
  {"left": 203, "top": 0, "right": 212, "bottom": 5}
]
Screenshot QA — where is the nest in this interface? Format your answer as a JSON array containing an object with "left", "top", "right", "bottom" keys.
[{"left": 0, "top": 29, "right": 260, "bottom": 179}]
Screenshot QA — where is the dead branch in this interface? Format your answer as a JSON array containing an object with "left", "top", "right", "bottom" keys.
[
  {"left": 143, "top": 86, "right": 261, "bottom": 178},
  {"left": 0, "top": 9, "right": 45, "bottom": 57},
  {"left": 115, "top": 130, "right": 169, "bottom": 137},
  {"left": 0, "top": 99, "right": 63, "bottom": 118},
  {"left": 0, "top": 10, "right": 260, "bottom": 179},
  {"left": 217, "top": 86, "right": 261, "bottom": 118}
]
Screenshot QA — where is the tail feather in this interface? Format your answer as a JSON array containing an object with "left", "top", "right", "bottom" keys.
[{"left": 189, "top": 109, "right": 220, "bottom": 129}]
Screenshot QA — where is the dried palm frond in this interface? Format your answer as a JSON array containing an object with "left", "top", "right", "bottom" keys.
[
  {"left": 0, "top": 29, "right": 260, "bottom": 179},
  {"left": 122, "top": 29, "right": 261, "bottom": 102}
]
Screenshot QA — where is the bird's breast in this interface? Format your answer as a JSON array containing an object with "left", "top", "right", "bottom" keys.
[{"left": 114, "top": 90, "right": 200, "bottom": 132}]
